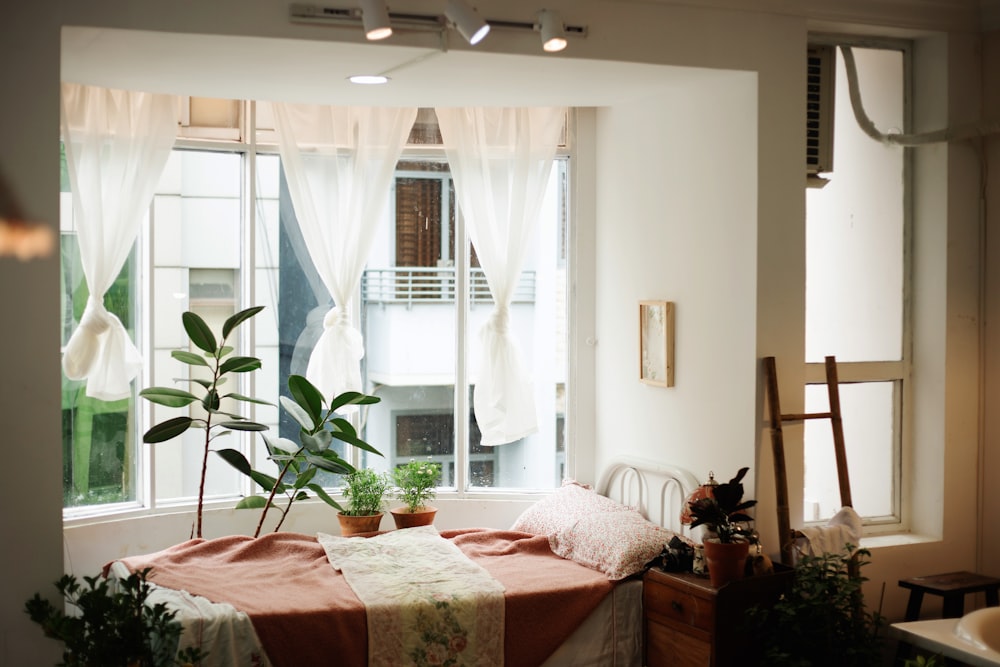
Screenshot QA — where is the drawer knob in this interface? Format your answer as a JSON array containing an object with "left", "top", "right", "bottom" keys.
[{"left": 671, "top": 600, "right": 683, "bottom": 613}]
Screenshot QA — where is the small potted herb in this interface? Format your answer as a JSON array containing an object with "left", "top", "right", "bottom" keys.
[
  {"left": 686, "top": 466, "right": 757, "bottom": 587},
  {"left": 390, "top": 459, "right": 442, "bottom": 529},
  {"left": 337, "top": 468, "right": 390, "bottom": 536}
]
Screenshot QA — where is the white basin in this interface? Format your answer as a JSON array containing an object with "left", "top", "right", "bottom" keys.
[
  {"left": 956, "top": 607, "right": 1000, "bottom": 654},
  {"left": 891, "top": 607, "right": 1000, "bottom": 667}
]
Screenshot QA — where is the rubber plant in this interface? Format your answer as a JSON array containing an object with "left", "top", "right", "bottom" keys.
[
  {"left": 140, "top": 306, "right": 271, "bottom": 539},
  {"left": 216, "top": 373, "right": 383, "bottom": 537}
]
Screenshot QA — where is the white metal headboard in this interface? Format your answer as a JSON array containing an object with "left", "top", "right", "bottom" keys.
[{"left": 596, "top": 457, "right": 700, "bottom": 535}]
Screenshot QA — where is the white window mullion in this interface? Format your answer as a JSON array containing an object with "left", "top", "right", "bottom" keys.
[{"left": 454, "top": 206, "right": 470, "bottom": 495}]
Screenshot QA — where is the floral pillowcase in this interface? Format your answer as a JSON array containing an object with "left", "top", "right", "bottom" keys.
[{"left": 511, "top": 481, "right": 687, "bottom": 580}]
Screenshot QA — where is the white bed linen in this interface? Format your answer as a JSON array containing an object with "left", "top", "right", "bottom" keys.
[{"left": 541, "top": 578, "right": 643, "bottom": 667}]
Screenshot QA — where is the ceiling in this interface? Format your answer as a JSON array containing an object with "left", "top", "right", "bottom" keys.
[{"left": 61, "top": 26, "right": 714, "bottom": 108}]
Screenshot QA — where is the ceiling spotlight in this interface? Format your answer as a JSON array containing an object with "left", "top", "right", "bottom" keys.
[
  {"left": 445, "top": 0, "right": 490, "bottom": 45},
  {"left": 348, "top": 73, "right": 390, "bottom": 84},
  {"left": 537, "top": 9, "right": 567, "bottom": 52},
  {"left": 359, "top": 0, "right": 392, "bottom": 40}
]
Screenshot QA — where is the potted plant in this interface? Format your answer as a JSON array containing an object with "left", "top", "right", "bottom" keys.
[
  {"left": 747, "top": 545, "right": 884, "bottom": 666},
  {"left": 25, "top": 568, "right": 205, "bottom": 666},
  {"left": 390, "top": 459, "right": 442, "bottom": 529},
  {"left": 140, "top": 306, "right": 271, "bottom": 539},
  {"left": 215, "top": 374, "right": 383, "bottom": 537},
  {"left": 337, "top": 468, "right": 391, "bottom": 536},
  {"left": 686, "top": 466, "right": 757, "bottom": 587}
]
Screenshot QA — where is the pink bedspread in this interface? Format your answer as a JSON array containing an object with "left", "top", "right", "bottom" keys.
[{"left": 113, "top": 528, "right": 614, "bottom": 667}]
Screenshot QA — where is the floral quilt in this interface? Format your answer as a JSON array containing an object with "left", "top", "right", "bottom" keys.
[{"left": 318, "top": 526, "right": 505, "bottom": 667}]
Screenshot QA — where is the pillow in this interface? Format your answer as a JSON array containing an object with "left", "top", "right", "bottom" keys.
[
  {"left": 511, "top": 481, "right": 632, "bottom": 536},
  {"left": 549, "top": 510, "right": 688, "bottom": 580}
]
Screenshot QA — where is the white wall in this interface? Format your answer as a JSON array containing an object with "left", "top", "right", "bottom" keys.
[
  {"left": 591, "top": 73, "right": 759, "bottom": 489},
  {"left": 0, "top": 1, "right": 991, "bottom": 662}
]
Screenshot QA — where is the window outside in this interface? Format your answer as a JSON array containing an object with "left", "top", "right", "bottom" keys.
[
  {"left": 804, "top": 44, "right": 907, "bottom": 526},
  {"left": 61, "top": 105, "right": 571, "bottom": 513}
]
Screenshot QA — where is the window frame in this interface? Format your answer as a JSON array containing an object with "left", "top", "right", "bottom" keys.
[
  {"left": 804, "top": 34, "right": 913, "bottom": 534},
  {"left": 63, "top": 101, "right": 577, "bottom": 521}
]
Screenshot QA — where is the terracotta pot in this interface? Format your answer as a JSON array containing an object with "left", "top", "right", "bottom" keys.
[
  {"left": 390, "top": 505, "right": 437, "bottom": 529},
  {"left": 703, "top": 538, "right": 750, "bottom": 588},
  {"left": 337, "top": 512, "right": 384, "bottom": 536}
]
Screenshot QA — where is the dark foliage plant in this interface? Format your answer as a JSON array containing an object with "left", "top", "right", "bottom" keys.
[
  {"left": 686, "top": 467, "right": 757, "bottom": 543},
  {"left": 747, "top": 546, "right": 885, "bottom": 667},
  {"left": 25, "top": 568, "right": 205, "bottom": 667}
]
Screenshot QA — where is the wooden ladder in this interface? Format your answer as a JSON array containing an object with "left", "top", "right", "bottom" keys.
[{"left": 764, "top": 355, "right": 852, "bottom": 566}]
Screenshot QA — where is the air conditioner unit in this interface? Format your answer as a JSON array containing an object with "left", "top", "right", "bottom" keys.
[{"left": 806, "top": 45, "right": 835, "bottom": 186}]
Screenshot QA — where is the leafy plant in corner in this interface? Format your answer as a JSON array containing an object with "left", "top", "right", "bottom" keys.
[
  {"left": 216, "top": 374, "right": 383, "bottom": 536},
  {"left": 140, "top": 306, "right": 271, "bottom": 539},
  {"left": 393, "top": 459, "right": 442, "bottom": 513},
  {"left": 342, "top": 467, "right": 392, "bottom": 516},
  {"left": 686, "top": 466, "right": 757, "bottom": 543},
  {"left": 25, "top": 568, "right": 206, "bottom": 667},
  {"left": 747, "top": 545, "right": 885, "bottom": 667}
]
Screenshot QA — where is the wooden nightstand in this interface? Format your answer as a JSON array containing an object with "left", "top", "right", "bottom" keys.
[{"left": 643, "top": 566, "right": 793, "bottom": 666}]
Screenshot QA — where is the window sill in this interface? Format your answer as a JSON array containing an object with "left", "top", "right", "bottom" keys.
[{"left": 860, "top": 532, "right": 940, "bottom": 550}]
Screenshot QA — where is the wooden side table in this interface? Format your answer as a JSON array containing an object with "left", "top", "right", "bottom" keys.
[
  {"left": 643, "top": 566, "right": 792, "bottom": 667},
  {"left": 899, "top": 571, "right": 1000, "bottom": 621}
]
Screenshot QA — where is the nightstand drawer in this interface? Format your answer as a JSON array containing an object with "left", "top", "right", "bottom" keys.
[
  {"left": 643, "top": 576, "right": 714, "bottom": 632},
  {"left": 646, "top": 621, "right": 711, "bottom": 667}
]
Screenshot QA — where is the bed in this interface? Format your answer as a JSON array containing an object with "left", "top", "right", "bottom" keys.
[{"left": 108, "top": 457, "right": 698, "bottom": 667}]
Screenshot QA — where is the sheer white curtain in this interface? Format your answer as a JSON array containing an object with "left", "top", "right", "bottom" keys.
[
  {"left": 273, "top": 104, "right": 416, "bottom": 400},
  {"left": 435, "top": 107, "right": 565, "bottom": 446},
  {"left": 60, "top": 83, "right": 177, "bottom": 401}
]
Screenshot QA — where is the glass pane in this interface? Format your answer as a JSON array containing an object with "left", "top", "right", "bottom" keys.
[
  {"left": 803, "top": 381, "right": 896, "bottom": 522},
  {"left": 152, "top": 150, "right": 246, "bottom": 502},
  {"left": 805, "top": 47, "right": 904, "bottom": 362},
  {"left": 467, "top": 159, "right": 567, "bottom": 489},
  {"left": 61, "top": 221, "right": 138, "bottom": 507}
]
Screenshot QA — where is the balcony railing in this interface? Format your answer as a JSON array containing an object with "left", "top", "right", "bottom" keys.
[{"left": 362, "top": 267, "right": 536, "bottom": 306}]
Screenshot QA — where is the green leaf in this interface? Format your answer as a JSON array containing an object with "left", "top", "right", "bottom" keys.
[
  {"left": 288, "top": 375, "right": 324, "bottom": 426},
  {"left": 294, "top": 491, "right": 309, "bottom": 501},
  {"left": 305, "top": 452, "right": 353, "bottom": 475},
  {"left": 182, "top": 311, "right": 217, "bottom": 354},
  {"left": 329, "top": 417, "right": 358, "bottom": 439},
  {"left": 139, "top": 387, "right": 199, "bottom": 408},
  {"left": 235, "top": 496, "right": 269, "bottom": 510},
  {"left": 250, "top": 470, "right": 284, "bottom": 493},
  {"left": 222, "top": 305, "right": 265, "bottom": 339},
  {"left": 263, "top": 433, "right": 301, "bottom": 455},
  {"left": 143, "top": 416, "right": 195, "bottom": 443},
  {"left": 219, "top": 356, "right": 262, "bottom": 374},
  {"left": 224, "top": 393, "right": 274, "bottom": 406},
  {"left": 280, "top": 395, "right": 314, "bottom": 431},
  {"left": 300, "top": 430, "right": 331, "bottom": 453},
  {"left": 202, "top": 389, "right": 220, "bottom": 412},
  {"left": 190, "top": 378, "right": 214, "bottom": 390},
  {"left": 330, "top": 429, "right": 383, "bottom": 457},
  {"left": 170, "top": 350, "right": 210, "bottom": 367},
  {"left": 307, "top": 484, "right": 344, "bottom": 511},
  {"left": 218, "top": 421, "right": 269, "bottom": 432},
  {"left": 214, "top": 448, "right": 252, "bottom": 475},
  {"left": 217, "top": 345, "right": 234, "bottom": 358},
  {"left": 329, "top": 391, "right": 381, "bottom": 412},
  {"left": 294, "top": 467, "right": 318, "bottom": 488}
]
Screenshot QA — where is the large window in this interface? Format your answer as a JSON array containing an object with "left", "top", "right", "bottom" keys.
[
  {"left": 804, "top": 41, "right": 909, "bottom": 530},
  {"left": 61, "top": 101, "right": 571, "bottom": 514}
]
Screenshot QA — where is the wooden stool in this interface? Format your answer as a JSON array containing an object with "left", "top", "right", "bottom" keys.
[{"left": 899, "top": 571, "right": 1000, "bottom": 621}]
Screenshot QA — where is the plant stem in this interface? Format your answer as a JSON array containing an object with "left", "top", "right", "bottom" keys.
[{"left": 253, "top": 452, "right": 299, "bottom": 538}]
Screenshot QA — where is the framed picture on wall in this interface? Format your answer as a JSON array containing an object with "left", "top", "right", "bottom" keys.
[{"left": 639, "top": 300, "right": 675, "bottom": 387}]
